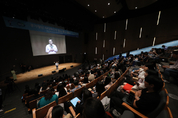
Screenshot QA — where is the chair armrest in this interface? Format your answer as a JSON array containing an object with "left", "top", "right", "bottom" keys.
[
  {"left": 32, "top": 108, "right": 37, "bottom": 118},
  {"left": 122, "top": 102, "right": 148, "bottom": 118},
  {"left": 69, "top": 106, "right": 76, "bottom": 117},
  {"left": 130, "top": 90, "right": 136, "bottom": 94},
  {"left": 75, "top": 113, "right": 80, "bottom": 118}
]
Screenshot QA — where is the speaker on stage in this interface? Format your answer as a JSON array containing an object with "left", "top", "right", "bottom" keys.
[
  {"left": 70, "top": 65, "right": 73, "bottom": 67},
  {"left": 38, "top": 74, "right": 43, "bottom": 77},
  {"left": 52, "top": 71, "right": 56, "bottom": 73}
]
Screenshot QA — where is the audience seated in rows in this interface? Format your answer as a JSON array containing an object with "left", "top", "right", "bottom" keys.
[
  {"left": 46, "top": 105, "right": 72, "bottom": 118},
  {"left": 110, "top": 75, "right": 163, "bottom": 117},
  {"left": 38, "top": 89, "right": 58, "bottom": 108}
]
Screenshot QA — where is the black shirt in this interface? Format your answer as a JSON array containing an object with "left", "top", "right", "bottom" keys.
[{"left": 136, "top": 88, "right": 160, "bottom": 115}]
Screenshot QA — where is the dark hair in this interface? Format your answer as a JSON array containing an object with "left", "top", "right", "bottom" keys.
[
  {"left": 146, "top": 70, "right": 158, "bottom": 77},
  {"left": 145, "top": 75, "right": 163, "bottom": 92},
  {"left": 52, "top": 105, "right": 63, "bottom": 118},
  {"left": 42, "top": 83, "right": 48, "bottom": 90},
  {"left": 145, "top": 63, "right": 155, "bottom": 70},
  {"left": 104, "top": 77, "right": 111, "bottom": 86},
  {"left": 82, "top": 89, "right": 92, "bottom": 102},
  {"left": 44, "top": 90, "right": 53, "bottom": 100},
  {"left": 74, "top": 80, "right": 79, "bottom": 86},
  {"left": 70, "top": 78, "right": 74, "bottom": 83},
  {"left": 96, "top": 82, "right": 105, "bottom": 97},
  {"left": 83, "top": 98, "right": 107, "bottom": 118},
  {"left": 83, "top": 76, "right": 88, "bottom": 83},
  {"left": 62, "top": 81, "right": 66, "bottom": 87},
  {"left": 57, "top": 84, "right": 67, "bottom": 98}
]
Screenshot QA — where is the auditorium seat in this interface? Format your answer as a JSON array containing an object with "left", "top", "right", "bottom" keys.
[
  {"left": 122, "top": 88, "right": 168, "bottom": 118},
  {"left": 58, "top": 92, "right": 73, "bottom": 104},
  {"left": 32, "top": 101, "right": 57, "bottom": 118}
]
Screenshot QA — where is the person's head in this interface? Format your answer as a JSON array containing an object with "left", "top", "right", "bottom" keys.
[
  {"left": 44, "top": 90, "right": 53, "bottom": 100},
  {"left": 49, "top": 39, "right": 53, "bottom": 44},
  {"left": 82, "top": 88, "right": 92, "bottom": 102},
  {"left": 104, "top": 76, "right": 111, "bottom": 86},
  {"left": 144, "top": 75, "right": 163, "bottom": 92},
  {"left": 172, "top": 49, "right": 178, "bottom": 59},
  {"left": 83, "top": 76, "right": 88, "bottom": 83},
  {"left": 145, "top": 63, "right": 154, "bottom": 70},
  {"left": 145, "top": 70, "right": 158, "bottom": 77},
  {"left": 52, "top": 105, "right": 64, "bottom": 118},
  {"left": 57, "top": 83, "right": 64, "bottom": 92},
  {"left": 74, "top": 80, "right": 79, "bottom": 86},
  {"left": 83, "top": 98, "right": 107, "bottom": 118},
  {"left": 96, "top": 82, "right": 105, "bottom": 96},
  {"left": 42, "top": 83, "right": 48, "bottom": 90}
]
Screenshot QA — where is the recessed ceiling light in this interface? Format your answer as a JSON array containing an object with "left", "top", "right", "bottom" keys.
[
  {"left": 95, "top": 10, "right": 97, "bottom": 12},
  {"left": 13, "top": 17, "right": 15, "bottom": 18},
  {"left": 87, "top": 4, "right": 90, "bottom": 6},
  {"left": 108, "top": 3, "right": 110, "bottom": 5},
  {"left": 103, "top": 16, "right": 105, "bottom": 18},
  {"left": 135, "top": 7, "right": 137, "bottom": 9},
  {"left": 114, "top": 11, "right": 116, "bottom": 13}
]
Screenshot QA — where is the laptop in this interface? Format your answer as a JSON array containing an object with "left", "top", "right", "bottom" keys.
[{"left": 122, "top": 92, "right": 135, "bottom": 106}]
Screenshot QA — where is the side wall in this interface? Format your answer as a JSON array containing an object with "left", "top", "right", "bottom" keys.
[{"left": 85, "top": 6, "right": 178, "bottom": 61}]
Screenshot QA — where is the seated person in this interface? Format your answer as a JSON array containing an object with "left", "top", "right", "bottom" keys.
[
  {"left": 70, "top": 80, "right": 81, "bottom": 93},
  {"left": 46, "top": 105, "right": 72, "bottom": 118},
  {"left": 83, "top": 97, "right": 113, "bottom": 118},
  {"left": 110, "top": 75, "right": 163, "bottom": 116},
  {"left": 92, "top": 81, "right": 105, "bottom": 98},
  {"left": 38, "top": 89, "right": 58, "bottom": 108},
  {"left": 27, "top": 88, "right": 44, "bottom": 107},
  {"left": 162, "top": 49, "right": 178, "bottom": 83},
  {"left": 80, "top": 76, "right": 89, "bottom": 86},
  {"left": 55, "top": 84, "right": 67, "bottom": 98},
  {"left": 75, "top": 88, "right": 92, "bottom": 115},
  {"left": 88, "top": 71, "right": 95, "bottom": 81},
  {"left": 104, "top": 76, "right": 113, "bottom": 90}
]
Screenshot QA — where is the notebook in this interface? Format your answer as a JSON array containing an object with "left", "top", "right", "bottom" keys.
[{"left": 122, "top": 92, "right": 135, "bottom": 106}]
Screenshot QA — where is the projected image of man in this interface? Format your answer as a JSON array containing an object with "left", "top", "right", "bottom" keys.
[{"left": 46, "top": 39, "right": 58, "bottom": 54}]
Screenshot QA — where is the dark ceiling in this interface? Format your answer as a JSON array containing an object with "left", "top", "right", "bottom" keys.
[{"left": 1, "top": 0, "right": 178, "bottom": 32}]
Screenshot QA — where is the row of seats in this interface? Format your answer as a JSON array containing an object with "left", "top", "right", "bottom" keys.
[
  {"left": 120, "top": 65, "right": 173, "bottom": 118},
  {"left": 32, "top": 69, "right": 112, "bottom": 118}
]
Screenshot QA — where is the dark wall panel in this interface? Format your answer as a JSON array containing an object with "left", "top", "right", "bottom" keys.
[{"left": 85, "top": 6, "right": 178, "bottom": 62}]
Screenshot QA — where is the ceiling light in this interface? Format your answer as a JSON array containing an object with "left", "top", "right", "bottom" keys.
[
  {"left": 135, "top": 7, "right": 137, "bottom": 9},
  {"left": 103, "top": 16, "right": 105, "bottom": 18},
  {"left": 13, "top": 17, "right": 15, "bottom": 18},
  {"left": 95, "top": 10, "right": 97, "bottom": 12},
  {"left": 108, "top": 3, "right": 110, "bottom": 5},
  {"left": 114, "top": 11, "right": 116, "bottom": 13},
  {"left": 87, "top": 4, "right": 90, "bottom": 6}
]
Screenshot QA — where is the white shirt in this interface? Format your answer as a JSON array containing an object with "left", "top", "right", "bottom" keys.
[
  {"left": 46, "top": 44, "right": 58, "bottom": 54},
  {"left": 55, "top": 62, "right": 59, "bottom": 66},
  {"left": 170, "top": 60, "right": 178, "bottom": 70}
]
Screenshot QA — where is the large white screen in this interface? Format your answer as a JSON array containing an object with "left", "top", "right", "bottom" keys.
[{"left": 29, "top": 30, "right": 66, "bottom": 56}]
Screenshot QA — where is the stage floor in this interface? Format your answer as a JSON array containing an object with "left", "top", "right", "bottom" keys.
[{"left": 0, "top": 63, "right": 81, "bottom": 86}]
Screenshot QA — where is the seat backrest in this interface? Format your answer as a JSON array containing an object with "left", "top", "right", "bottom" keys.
[
  {"left": 100, "top": 88, "right": 110, "bottom": 100},
  {"left": 147, "top": 89, "right": 167, "bottom": 118},
  {"left": 58, "top": 92, "right": 73, "bottom": 104},
  {"left": 29, "top": 96, "right": 44, "bottom": 111},
  {"left": 74, "top": 86, "right": 84, "bottom": 98},
  {"left": 35, "top": 101, "right": 57, "bottom": 118}
]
